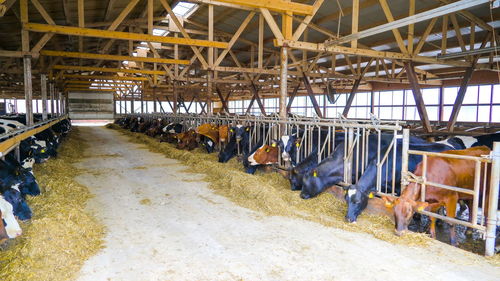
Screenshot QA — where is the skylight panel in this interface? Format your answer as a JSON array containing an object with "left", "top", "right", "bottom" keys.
[{"left": 172, "top": 2, "right": 197, "bottom": 17}]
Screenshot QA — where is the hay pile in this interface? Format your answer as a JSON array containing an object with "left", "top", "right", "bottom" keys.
[
  {"left": 0, "top": 127, "right": 105, "bottom": 281},
  {"left": 108, "top": 125, "right": 430, "bottom": 246}
]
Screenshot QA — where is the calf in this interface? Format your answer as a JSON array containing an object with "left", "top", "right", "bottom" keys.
[
  {"left": 159, "top": 123, "right": 183, "bottom": 143},
  {"left": 196, "top": 123, "right": 219, "bottom": 153},
  {"left": 344, "top": 139, "right": 456, "bottom": 223},
  {"left": 0, "top": 196, "right": 22, "bottom": 239},
  {"left": 288, "top": 149, "right": 319, "bottom": 191},
  {"left": 382, "top": 146, "right": 491, "bottom": 246}
]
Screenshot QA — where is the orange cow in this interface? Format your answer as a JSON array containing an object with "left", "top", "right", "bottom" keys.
[{"left": 383, "top": 146, "right": 491, "bottom": 246}]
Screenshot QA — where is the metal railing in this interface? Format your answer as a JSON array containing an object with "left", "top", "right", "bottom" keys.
[
  {"left": 0, "top": 115, "right": 69, "bottom": 157},
  {"left": 401, "top": 129, "right": 499, "bottom": 256},
  {"left": 123, "top": 113, "right": 405, "bottom": 192}
]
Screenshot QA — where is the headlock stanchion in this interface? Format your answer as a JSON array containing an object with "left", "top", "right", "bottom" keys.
[{"left": 121, "top": 113, "right": 499, "bottom": 255}]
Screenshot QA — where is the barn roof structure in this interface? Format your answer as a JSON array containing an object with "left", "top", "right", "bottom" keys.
[{"left": 0, "top": 0, "right": 499, "bottom": 132}]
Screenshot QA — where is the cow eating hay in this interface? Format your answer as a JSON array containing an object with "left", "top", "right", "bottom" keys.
[{"left": 0, "top": 127, "right": 105, "bottom": 281}]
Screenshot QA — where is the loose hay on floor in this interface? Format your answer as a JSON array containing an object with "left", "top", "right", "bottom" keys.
[
  {"left": 108, "top": 124, "right": 499, "bottom": 266},
  {"left": 0, "top": 127, "right": 105, "bottom": 281}
]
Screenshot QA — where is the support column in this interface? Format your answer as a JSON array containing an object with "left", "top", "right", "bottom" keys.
[
  {"left": 173, "top": 81, "right": 178, "bottom": 114},
  {"left": 206, "top": 72, "right": 213, "bottom": 114},
  {"left": 140, "top": 89, "right": 144, "bottom": 113},
  {"left": 49, "top": 81, "right": 55, "bottom": 117},
  {"left": 131, "top": 91, "right": 135, "bottom": 114},
  {"left": 153, "top": 87, "right": 157, "bottom": 113},
  {"left": 41, "top": 74, "right": 48, "bottom": 120},
  {"left": 279, "top": 46, "right": 288, "bottom": 119},
  {"left": 57, "top": 91, "right": 61, "bottom": 115},
  {"left": 23, "top": 56, "right": 34, "bottom": 126}
]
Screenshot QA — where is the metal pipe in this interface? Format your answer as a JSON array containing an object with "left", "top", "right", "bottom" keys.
[
  {"left": 401, "top": 128, "right": 410, "bottom": 192},
  {"left": 41, "top": 74, "right": 48, "bottom": 121}
]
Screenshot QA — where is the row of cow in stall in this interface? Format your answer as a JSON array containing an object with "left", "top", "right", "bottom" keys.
[
  {"left": 116, "top": 116, "right": 500, "bottom": 246},
  {"left": 0, "top": 115, "right": 71, "bottom": 244}
]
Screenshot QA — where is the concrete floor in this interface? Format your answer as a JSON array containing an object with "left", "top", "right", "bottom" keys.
[{"left": 75, "top": 127, "right": 500, "bottom": 281}]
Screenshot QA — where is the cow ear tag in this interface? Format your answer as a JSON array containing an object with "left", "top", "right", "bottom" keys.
[
  {"left": 385, "top": 201, "right": 393, "bottom": 207},
  {"left": 271, "top": 143, "right": 276, "bottom": 147},
  {"left": 265, "top": 148, "right": 270, "bottom": 152},
  {"left": 230, "top": 129, "right": 234, "bottom": 132},
  {"left": 368, "top": 192, "right": 374, "bottom": 199},
  {"left": 313, "top": 171, "right": 317, "bottom": 177},
  {"left": 296, "top": 143, "right": 300, "bottom": 147},
  {"left": 417, "top": 205, "right": 426, "bottom": 212}
]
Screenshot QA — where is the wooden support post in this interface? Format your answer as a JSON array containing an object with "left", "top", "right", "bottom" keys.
[
  {"left": 404, "top": 62, "right": 432, "bottom": 133},
  {"left": 56, "top": 91, "right": 61, "bottom": 115},
  {"left": 302, "top": 73, "right": 323, "bottom": 118},
  {"left": 41, "top": 74, "right": 48, "bottom": 120},
  {"left": 351, "top": 0, "right": 359, "bottom": 48},
  {"left": 279, "top": 46, "right": 288, "bottom": 119},
  {"left": 342, "top": 78, "right": 361, "bottom": 117},
  {"left": 258, "top": 14, "right": 264, "bottom": 69},
  {"left": 23, "top": 56, "right": 34, "bottom": 126},
  {"left": 173, "top": 82, "right": 178, "bottom": 114},
  {"left": 153, "top": 87, "right": 157, "bottom": 112},
  {"left": 216, "top": 86, "right": 230, "bottom": 112},
  {"left": 78, "top": 0, "right": 84, "bottom": 64}
]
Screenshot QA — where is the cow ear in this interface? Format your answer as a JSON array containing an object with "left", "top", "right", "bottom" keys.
[
  {"left": 413, "top": 201, "right": 429, "bottom": 212},
  {"left": 381, "top": 196, "right": 395, "bottom": 208}
]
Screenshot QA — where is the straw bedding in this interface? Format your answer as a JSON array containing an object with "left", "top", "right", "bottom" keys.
[
  {"left": 0, "top": 127, "right": 105, "bottom": 281},
  {"left": 108, "top": 124, "right": 500, "bottom": 265}
]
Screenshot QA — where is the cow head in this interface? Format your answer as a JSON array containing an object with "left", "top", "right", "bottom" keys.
[
  {"left": 16, "top": 168, "right": 40, "bottom": 196},
  {"left": 2, "top": 188, "right": 32, "bottom": 221},
  {"left": 289, "top": 168, "right": 302, "bottom": 191},
  {"left": 231, "top": 125, "right": 250, "bottom": 143},
  {"left": 382, "top": 194, "right": 428, "bottom": 236},
  {"left": 248, "top": 142, "right": 279, "bottom": 166},
  {"left": 279, "top": 135, "right": 300, "bottom": 163},
  {"left": 300, "top": 169, "right": 324, "bottom": 199},
  {"left": 0, "top": 196, "right": 22, "bottom": 239},
  {"left": 344, "top": 185, "right": 375, "bottom": 223}
]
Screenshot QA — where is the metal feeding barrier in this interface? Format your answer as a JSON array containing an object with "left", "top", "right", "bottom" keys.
[
  {"left": 0, "top": 115, "right": 69, "bottom": 160},
  {"left": 127, "top": 113, "right": 405, "bottom": 192},
  {"left": 125, "top": 113, "right": 499, "bottom": 255},
  {"left": 401, "top": 129, "right": 500, "bottom": 256}
]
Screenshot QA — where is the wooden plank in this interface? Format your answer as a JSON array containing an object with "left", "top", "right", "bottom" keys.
[
  {"left": 214, "top": 0, "right": 314, "bottom": 15},
  {"left": 258, "top": 14, "right": 264, "bottom": 68},
  {"left": 414, "top": 17, "right": 438, "bottom": 55},
  {"left": 286, "top": 83, "right": 300, "bottom": 113},
  {"left": 158, "top": 0, "right": 209, "bottom": 69},
  {"left": 214, "top": 11, "right": 255, "bottom": 67},
  {"left": 351, "top": 0, "right": 359, "bottom": 48},
  {"left": 30, "top": 0, "right": 56, "bottom": 24},
  {"left": 260, "top": 8, "right": 284, "bottom": 40},
  {"left": 408, "top": 0, "right": 415, "bottom": 54},
  {"left": 63, "top": 74, "right": 148, "bottom": 81},
  {"left": 53, "top": 65, "right": 164, "bottom": 75},
  {"left": 302, "top": 72, "right": 323, "bottom": 118},
  {"left": 450, "top": 13, "right": 466, "bottom": 52},
  {"left": 292, "top": 0, "right": 324, "bottom": 41},
  {"left": 40, "top": 50, "right": 190, "bottom": 65},
  {"left": 274, "top": 39, "right": 471, "bottom": 67},
  {"left": 404, "top": 62, "right": 432, "bottom": 133},
  {"left": 342, "top": 78, "right": 362, "bottom": 117},
  {"left": 441, "top": 15, "right": 448, "bottom": 55},
  {"left": 25, "top": 23, "right": 229, "bottom": 49},
  {"left": 378, "top": 0, "right": 408, "bottom": 54},
  {"left": 108, "top": 0, "right": 140, "bottom": 31}
]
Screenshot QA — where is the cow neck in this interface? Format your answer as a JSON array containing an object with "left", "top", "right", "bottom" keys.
[{"left": 400, "top": 183, "right": 421, "bottom": 201}]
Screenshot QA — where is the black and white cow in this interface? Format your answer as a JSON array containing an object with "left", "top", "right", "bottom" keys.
[{"left": 343, "top": 139, "right": 459, "bottom": 223}]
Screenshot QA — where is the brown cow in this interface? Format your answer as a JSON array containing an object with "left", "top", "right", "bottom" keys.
[
  {"left": 177, "top": 130, "right": 198, "bottom": 150},
  {"left": 247, "top": 141, "right": 279, "bottom": 166},
  {"left": 218, "top": 125, "right": 229, "bottom": 149},
  {"left": 382, "top": 146, "right": 491, "bottom": 246},
  {"left": 196, "top": 123, "right": 219, "bottom": 143}
]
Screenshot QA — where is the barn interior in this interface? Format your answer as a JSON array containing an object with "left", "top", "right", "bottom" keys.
[{"left": 0, "top": 0, "right": 500, "bottom": 280}]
